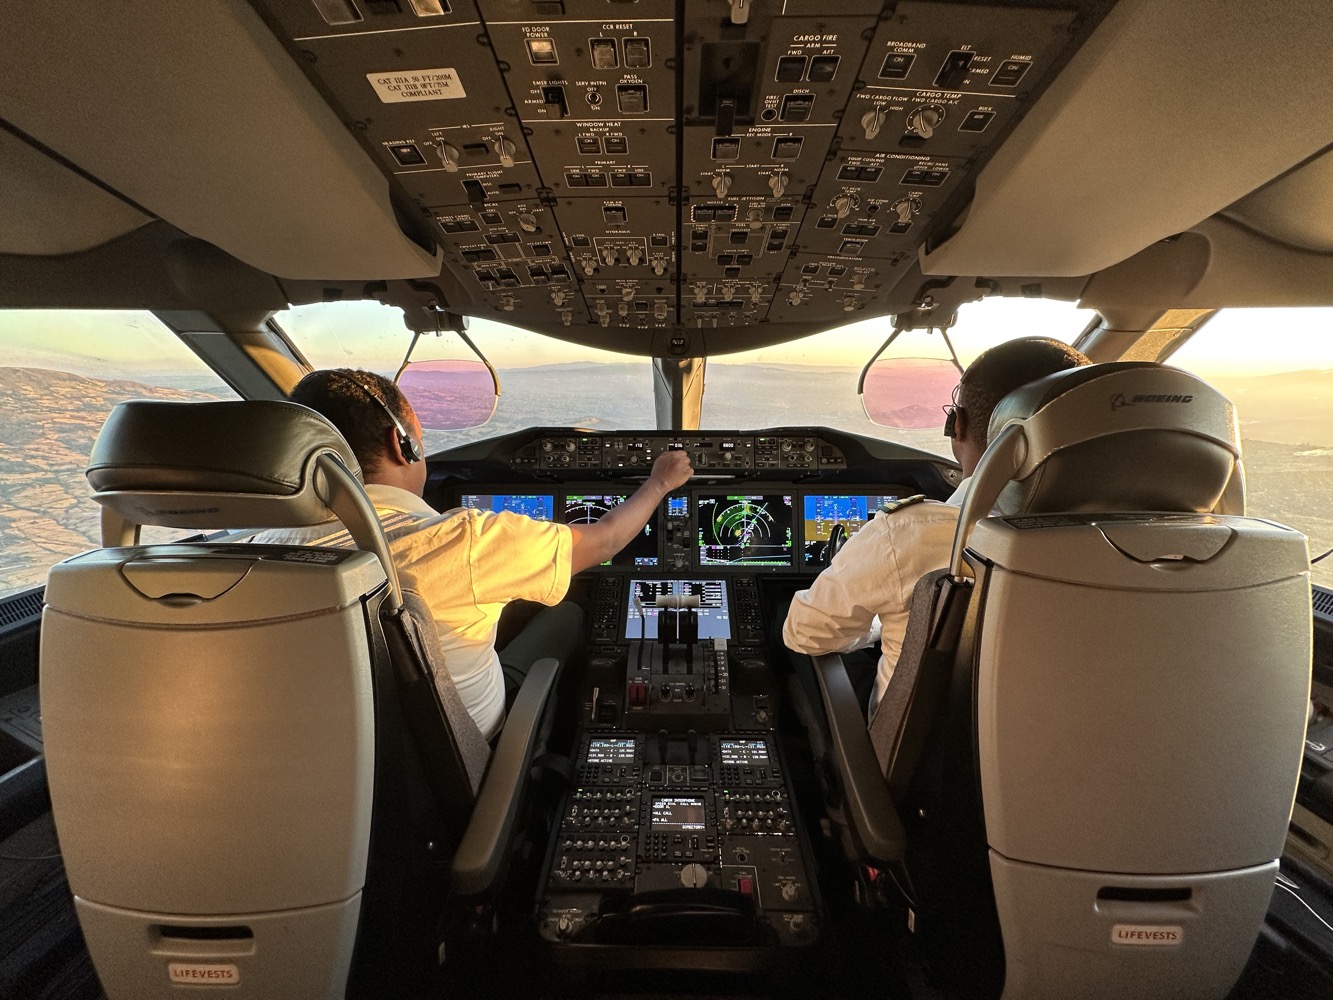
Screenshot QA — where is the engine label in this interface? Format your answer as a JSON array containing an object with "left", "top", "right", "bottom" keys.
[{"left": 367, "top": 68, "right": 467, "bottom": 103}]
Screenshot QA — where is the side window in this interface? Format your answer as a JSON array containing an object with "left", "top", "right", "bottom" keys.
[
  {"left": 1167, "top": 308, "right": 1333, "bottom": 589},
  {"left": 0, "top": 311, "right": 236, "bottom": 599}
]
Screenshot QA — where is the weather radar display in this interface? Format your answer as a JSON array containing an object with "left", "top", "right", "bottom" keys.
[
  {"left": 697, "top": 493, "right": 794, "bottom": 567},
  {"left": 563, "top": 494, "right": 658, "bottom": 567}
]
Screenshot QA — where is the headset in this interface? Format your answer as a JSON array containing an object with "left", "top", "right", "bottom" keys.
[
  {"left": 330, "top": 370, "right": 423, "bottom": 464},
  {"left": 942, "top": 381, "right": 961, "bottom": 439}
]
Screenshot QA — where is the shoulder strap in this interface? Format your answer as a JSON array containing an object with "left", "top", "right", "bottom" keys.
[{"left": 877, "top": 494, "right": 928, "bottom": 516}]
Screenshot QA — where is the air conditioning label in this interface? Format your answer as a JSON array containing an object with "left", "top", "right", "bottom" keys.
[
  {"left": 367, "top": 68, "right": 467, "bottom": 103},
  {"left": 1111, "top": 924, "right": 1183, "bottom": 946},
  {"left": 167, "top": 963, "right": 240, "bottom": 985}
]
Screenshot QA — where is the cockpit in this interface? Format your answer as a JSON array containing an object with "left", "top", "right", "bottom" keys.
[{"left": 2, "top": 2, "right": 1333, "bottom": 999}]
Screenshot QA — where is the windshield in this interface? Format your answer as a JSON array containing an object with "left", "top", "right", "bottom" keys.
[
  {"left": 0, "top": 310, "right": 236, "bottom": 599},
  {"left": 1166, "top": 307, "right": 1333, "bottom": 589},
  {"left": 274, "top": 302, "right": 654, "bottom": 452},
  {"left": 276, "top": 297, "right": 1094, "bottom": 458}
]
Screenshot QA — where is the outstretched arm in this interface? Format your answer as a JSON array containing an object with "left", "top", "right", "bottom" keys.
[{"left": 569, "top": 450, "right": 693, "bottom": 572}]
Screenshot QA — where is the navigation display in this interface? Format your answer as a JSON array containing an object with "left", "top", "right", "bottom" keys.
[
  {"left": 802, "top": 493, "right": 901, "bottom": 567},
  {"left": 460, "top": 493, "right": 554, "bottom": 520},
  {"left": 624, "top": 578, "right": 731, "bottom": 641},
  {"left": 697, "top": 493, "right": 795, "bottom": 567},
  {"left": 651, "top": 796, "right": 707, "bottom": 831},
  {"left": 563, "top": 493, "right": 658, "bottom": 567}
]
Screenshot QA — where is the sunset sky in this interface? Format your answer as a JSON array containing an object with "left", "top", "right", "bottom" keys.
[{"left": 1, "top": 300, "right": 1330, "bottom": 380}]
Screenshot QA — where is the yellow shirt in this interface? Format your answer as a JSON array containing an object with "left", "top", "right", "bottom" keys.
[{"left": 251, "top": 484, "right": 572, "bottom": 739}]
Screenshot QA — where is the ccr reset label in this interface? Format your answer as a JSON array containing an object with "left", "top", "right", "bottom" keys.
[
  {"left": 1111, "top": 923, "right": 1183, "bottom": 946},
  {"left": 168, "top": 962, "right": 240, "bottom": 984},
  {"left": 368, "top": 68, "right": 467, "bottom": 103}
]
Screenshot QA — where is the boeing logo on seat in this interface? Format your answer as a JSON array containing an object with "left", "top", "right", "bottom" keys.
[{"left": 1110, "top": 392, "right": 1195, "bottom": 410}]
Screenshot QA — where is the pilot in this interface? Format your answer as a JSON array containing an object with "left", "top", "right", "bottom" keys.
[
  {"left": 782, "top": 337, "right": 1090, "bottom": 719},
  {"left": 255, "top": 368, "right": 694, "bottom": 739}
]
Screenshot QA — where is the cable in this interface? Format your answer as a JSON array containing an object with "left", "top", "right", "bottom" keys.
[
  {"left": 1310, "top": 546, "right": 1332, "bottom": 565},
  {"left": 1275, "top": 872, "right": 1333, "bottom": 936}
]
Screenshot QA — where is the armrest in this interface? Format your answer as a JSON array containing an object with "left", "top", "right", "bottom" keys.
[
  {"left": 450, "top": 656, "right": 561, "bottom": 895},
  {"left": 811, "top": 653, "right": 906, "bottom": 864}
]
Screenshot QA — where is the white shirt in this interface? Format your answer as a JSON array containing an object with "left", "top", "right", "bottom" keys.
[
  {"left": 783, "top": 478, "right": 970, "bottom": 716},
  {"left": 250, "top": 484, "right": 573, "bottom": 739}
]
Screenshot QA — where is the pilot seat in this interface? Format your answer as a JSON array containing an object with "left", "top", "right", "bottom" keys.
[
  {"left": 39, "top": 400, "right": 560, "bottom": 999},
  {"left": 810, "top": 362, "right": 1312, "bottom": 1000}
]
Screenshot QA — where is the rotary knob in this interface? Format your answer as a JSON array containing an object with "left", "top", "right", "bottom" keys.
[
  {"left": 768, "top": 170, "right": 788, "bottom": 199},
  {"left": 712, "top": 171, "right": 733, "bottom": 198},
  {"left": 436, "top": 141, "right": 461, "bottom": 172},
  {"left": 906, "top": 104, "right": 945, "bottom": 139},
  {"left": 860, "top": 104, "right": 886, "bottom": 141},
  {"left": 680, "top": 863, "right": 709, "bottom": 889},
  {"left": 496, "top": 134, "right": 518, "bottom": 167}
]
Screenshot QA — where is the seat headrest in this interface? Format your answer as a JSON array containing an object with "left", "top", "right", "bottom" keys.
[
  {"left": 989, "top": 362, "right": 1240, "bottom": 516},
  {"left": 87, "top": 400, "right": 363, "bottom": 531}
]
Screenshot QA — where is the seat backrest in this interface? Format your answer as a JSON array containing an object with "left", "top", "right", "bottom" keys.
[
  {"left": 874, "top": 364, "right": 1311, "bottom": 1000},
  {"left": 41, "top": 399, "right": 487, "bottom": 1000}
]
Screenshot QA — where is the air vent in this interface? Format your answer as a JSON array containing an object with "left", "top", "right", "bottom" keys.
[
  {"left": 0, "top": 588, "right": 43, "bottom": 635},
  {"left": 1314, "top": 584, "right": 1333, "bottom": 624}
]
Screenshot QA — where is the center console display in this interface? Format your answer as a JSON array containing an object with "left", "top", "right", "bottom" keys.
[
  {"left": 801, "top": 493, "right": 900, "bottom": 566},
  {"left": 564, "top": 494, "right": 658, "bottom": 567},
  {"left": 624, "top": 578, "right": 731, "bottom": 641},
  {"left": 650, "top": 796, "right": 707, "bottom": 831},
  {"left": 697, "top": 493, "right": 794, "bottom": 568},
  {"left": 461, "top": 493, "right": 554, "bottom": 520}
]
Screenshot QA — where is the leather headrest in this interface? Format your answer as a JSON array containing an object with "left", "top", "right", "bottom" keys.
[
  {"left": 86, "top": 400, "right": 363, "bottom": 530},
  {"left": 988, "top": 362, "right": 1240, "bottom": 515}
]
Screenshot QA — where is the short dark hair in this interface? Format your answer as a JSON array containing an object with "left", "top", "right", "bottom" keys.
[
  {"left": 958, "top": 337, "right": 1090, "bottom": 450},
  {"left": 289, "top": 368, "right": 413, "bottom": 474}
]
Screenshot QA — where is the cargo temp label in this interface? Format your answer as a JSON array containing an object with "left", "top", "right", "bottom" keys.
[
  {"left": 1111, "top": 924, "right": 1183, "bottom": 946},
  {"left": 367, "top": 68, "right": 467, "bottom": 102}
]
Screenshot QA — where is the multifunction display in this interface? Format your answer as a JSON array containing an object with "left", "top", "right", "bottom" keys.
[
  {"left": 719, "top": 739, "right": 772, "bottom": 769},
  {"left": 650, "top": 796, "right": 707, "bottom": 831},
  {"left": 801, "top": 493, "right": 901, "bottom": 566},
  {"left": 460, "top": 493, "right": 555, "bottom": 520},
  {"left": 564, "top": 493, "right": 658, "bottom": 567},
  {"left": 586, "top": 738, "right": 638, "bottom": 765},
  {"left": 697, "top": 493, "right": 795, "bottom": 568},
  {"left": 624, "top": 578, "right": 731, "bottom": 641}
]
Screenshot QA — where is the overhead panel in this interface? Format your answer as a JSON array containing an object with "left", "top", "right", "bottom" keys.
[
  {"left": 247, "top": 0, "right": 1103, "bottom": 349},
  {"left": 679, "top": 3, "right": 883, "bottom": 329},
  {"left": 479, "top": 0, "right": 679, "bottom": 334}
]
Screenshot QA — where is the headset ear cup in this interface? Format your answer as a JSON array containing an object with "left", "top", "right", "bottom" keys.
[
  {"left": 943, "top": 408, "right": 957, "bottom": 439},
  {"left": 400, "top": 433, "right": 423, "bottom": 464}
]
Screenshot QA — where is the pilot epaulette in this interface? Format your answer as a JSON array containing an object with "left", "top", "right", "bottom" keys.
[{"left": 877, "top": 494, "right": 928, "bottom": 515}]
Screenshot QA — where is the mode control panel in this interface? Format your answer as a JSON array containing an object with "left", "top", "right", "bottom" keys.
[{"left": 515, "top": 431, "right": 847, "bottom": 473}]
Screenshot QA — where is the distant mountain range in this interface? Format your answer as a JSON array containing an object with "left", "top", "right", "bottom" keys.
[{"left": 1, "top": 364, "right": 1330, "bottom": 597}]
